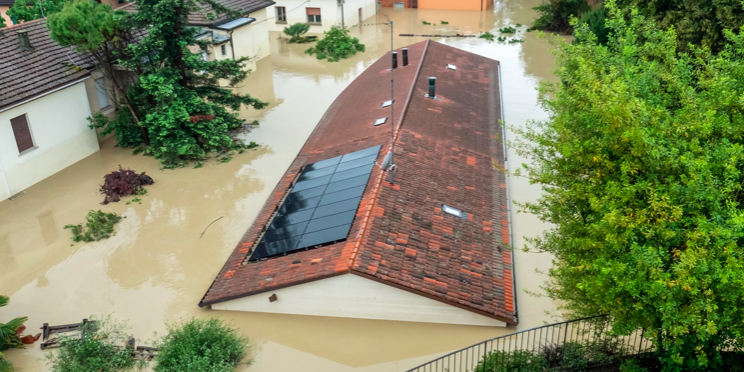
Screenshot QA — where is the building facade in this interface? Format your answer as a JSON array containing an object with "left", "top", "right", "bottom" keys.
[
  {"left": 267, "top": 0, "right": 378, "bottom": 33},
  {"left": 379, "top": 0, "right": 494, "bottom": 10},
  {"left": 0, "top": 20, "right": 107, "bottom": 201}
]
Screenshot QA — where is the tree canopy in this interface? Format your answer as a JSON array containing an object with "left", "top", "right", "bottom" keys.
[
  {"left": 517, "top": 2, "right": 744, "bottom": 370},
  {"left": 48, "top": 0, "right": 267, "bottom": 167},
  {"left": 7, "top": 0, "right": 67, "bottom": 23}
]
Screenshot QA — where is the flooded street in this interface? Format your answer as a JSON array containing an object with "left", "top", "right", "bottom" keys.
[{"left": 0, "top": 1, "right": 562, "bottom": 371}]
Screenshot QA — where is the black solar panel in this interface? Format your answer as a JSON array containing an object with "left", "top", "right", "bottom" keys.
[{"left": 249, "top": 145, "right": 382, "bottom": 260}]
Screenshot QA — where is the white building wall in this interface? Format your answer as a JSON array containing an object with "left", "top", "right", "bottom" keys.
[
  {"left": 0, "top": 81, "right": 100, "bottom": 202},
  {"left": 267, "top": 0, "right": 378, "bottom": 33},
  {"left": 211, "top": 273, "right": 507, "bottom": 327},
  {"left": 228, "top": 8, "right": 271, "bottom": 71}
]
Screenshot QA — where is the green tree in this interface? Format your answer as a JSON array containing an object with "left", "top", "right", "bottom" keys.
[
  {"left": 615, "top": 0, "right": 744, "bottom": 53},
  {"left": 7, "top": 0, "right": 67, "bottom": 23},
  {"left": 117, "top": 0, "right": 267, "bottom": 167},
  {"left": 531, "top": 0, "right": 590, "bottom": 33},
  {"left": 515, "top": 3, "right": 744, "bottom": 370},
  {"left": 47, "top": 0, "right": 142, "bottom": 131},
  {"left": 305, "top": 25, "right": 365, "bottom": 62},
  {"left": 0, "top": 295, "right": 27, "bottom": 372}
]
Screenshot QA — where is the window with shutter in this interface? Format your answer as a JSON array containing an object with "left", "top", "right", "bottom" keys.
[
  {"left": 10, "top": 114, "right": 34, "bottom": 154},
  {"left": 306, "top": 8, "right": 321, "bottom": 23}
]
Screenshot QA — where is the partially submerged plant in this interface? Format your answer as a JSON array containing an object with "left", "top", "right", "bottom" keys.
[
  {"left": 479, "top": 31, "right": 495, "bottom": 41},
  {"left": 0, "top": 295, "right": 27, "bottom": 372},
  {"left": 422, "top": 20, "right": 431, "bottom": 25},
  {"left": 65, "top": 210, "right": 123, "bottom": 242},
  {"left": 283, "top": 23, "right": 318, "bottom": 43},
  {"left": 46, "top": 317, "right": 142, "bottom": 372},
  {"left": 499, "top": 26, "right": 517, "bottom": 33},
  {"left": 100, "top": 166, "right": 154, "bottom": 205},
  {"left": 155, "top": 318, "right": 248, "bottom": 372},
  {"left": 305, "top": 26, "right": 365, "bottom": 62},
  {"left": 441, "top": 20, "right": 449, "bottom": 25}
]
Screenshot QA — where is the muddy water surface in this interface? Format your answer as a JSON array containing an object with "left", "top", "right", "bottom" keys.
[{"left": 0, "top": 1, "right": 561, "bottom": 371}]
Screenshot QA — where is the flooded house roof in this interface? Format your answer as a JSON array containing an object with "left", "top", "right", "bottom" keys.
[
  {"left": 200, "top": 40, "right": 516, "bottom": 325},
  {"left": 0, "top": 19, "right": 90, "bottom": 111}
]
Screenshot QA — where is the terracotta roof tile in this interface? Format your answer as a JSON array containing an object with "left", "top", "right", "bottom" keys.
[
  {"left": 200, "top": 40, "right": 516, "bottom": 325},
  {"left": 0, "top": 19, "right": 90, "bottom": 110}
]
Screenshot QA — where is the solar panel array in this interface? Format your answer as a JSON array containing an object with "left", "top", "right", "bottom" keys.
[{"left": 250, "top": 145, "right": 382, "bottom": 261}]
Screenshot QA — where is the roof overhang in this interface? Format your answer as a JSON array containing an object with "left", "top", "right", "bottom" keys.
[{"left": 213, "top": 17, "right": 255, "bottom": 30}]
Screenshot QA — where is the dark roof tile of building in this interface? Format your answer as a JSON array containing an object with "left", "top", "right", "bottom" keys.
[
  {"left": 0, "top": 19, "right": 90, "bottom": 110},
  {"left": 199, "top": 40, "right": 516, "bottom": 325},
  {"left": 188, "top": 0, "right": 274, "bottom": 26}
]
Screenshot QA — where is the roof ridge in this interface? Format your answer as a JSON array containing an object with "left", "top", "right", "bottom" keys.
[
  {"left": 2, "top": 17, "right": 47, "bottom": 30},
  {"left": 347, "top": 39, "right": 431, "bottom": 270}
]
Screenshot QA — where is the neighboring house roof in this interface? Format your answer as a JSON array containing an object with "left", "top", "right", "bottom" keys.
[
  {"left": 0, "top": 0, "right": 15, "bottom": 7},
  {"left": 0, "top": 19, "right": 89, "bottom": 111},
  {"left": 188, "top": 0, "right": 275, "bottom": 26},
  {"left": 199, "top": 40, "right": 517, "bottom": 325}
]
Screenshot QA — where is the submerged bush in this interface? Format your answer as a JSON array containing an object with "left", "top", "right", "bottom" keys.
[
  {"left": 283, "top": 23, "right": 317, "bottom": 43},
  {"left": 47, "top": 318, "right": 139, "bottom": 372},
  {"left": 100, "top": 166, "right": 154, "bottom": 205},
  {"left": 305, "top": 26, "right": 365, "bottom": 62},
  {"left": 154, "top": 318, "right": 248, "bottom": 372},
  {"left": 64, "top": 210, "right": 122, "bottom": 242}
]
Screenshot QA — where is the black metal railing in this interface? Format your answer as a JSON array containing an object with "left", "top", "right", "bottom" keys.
[{"left": 406, "top": 315, "right": 654, "bottom": 372}]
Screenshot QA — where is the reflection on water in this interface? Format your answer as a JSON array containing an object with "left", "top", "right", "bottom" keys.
[{"left": 0, "top": 1, "right": 560, "bottom": 371}]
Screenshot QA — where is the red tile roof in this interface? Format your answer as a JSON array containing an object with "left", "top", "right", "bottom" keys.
[
  {"left": 200, "top": 40, "right": 516, "bottom": 325},
  {"left": 0, "top": 19, "right": 90, "bottom": 110}
]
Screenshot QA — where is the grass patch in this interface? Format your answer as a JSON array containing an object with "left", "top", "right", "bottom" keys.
[
  {"left": 64, "top": 210, "right": 122, "bottom": 242},
  {"left": 154, "top": 318, "right": 248, "bottom": 372}
]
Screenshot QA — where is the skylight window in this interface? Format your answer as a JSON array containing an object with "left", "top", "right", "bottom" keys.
[
  {"left": 443, "top": 204, "right": 467, "bottom": 219},
  {"left": 374, "top": 117, "right": 387, "bottom": 126},
  {"left": 381, "top": 100, "right": 394, "bottom": 108},
  {"left": 446, "top": 64, "right": 457, "bottom": 70}
]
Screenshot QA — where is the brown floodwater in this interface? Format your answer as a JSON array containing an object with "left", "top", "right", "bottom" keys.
[{"left": 0, "top": 1, "right": 563, "bottom": 371}]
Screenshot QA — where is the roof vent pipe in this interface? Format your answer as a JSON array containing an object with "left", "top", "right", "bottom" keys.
[
  {"left": 428, "top": 77, "right": 436, "bottom": 98},
  {"left": 17, "top": 30, "right": 31, "bottom": 50},
  {"left": 402, "top": 48, "right": 408, "bottom": 66},
  {"left": 391, "top": 51, "right": 398, "bottom": 69}
]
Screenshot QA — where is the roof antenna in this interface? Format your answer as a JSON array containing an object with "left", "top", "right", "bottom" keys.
[{"left": 380, "top": 13, "right": 396, "bottom": 184}]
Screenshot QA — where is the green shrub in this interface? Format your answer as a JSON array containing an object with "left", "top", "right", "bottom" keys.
[
  {"left": 620, "top": 359, "right": 650, "bottom": 372},
  {"left": 283, "top": 23, "right": 318, "bottom": 43},
  {"left": 577, "top": 6, "right": 609, "bottom": 45},
  {"left": 531, "top": 0, "right": 590, "bottom": 32},
  {"left": 64, "top": 210, "right": 122, "bottom": 242},
  {"left": 0, "top": 295, "right": 26, "bottom": 372},
  {"left": 305, "top": 26, "right": 365, "bottom": 62},
  {"left": 154, "top": 318, "right": 248, "bottom": 372},
  {"left": 474, "top": 350, "right": 547, "bottom": 372},
  {"left": 499, "top": 26, "right": 516, "bottom": 33},
  {"left": 47, "top": 318, "right": 138, "bottom": 372},
  {"left": 88, "top": 110, "right": 142, "bottom": 149}
]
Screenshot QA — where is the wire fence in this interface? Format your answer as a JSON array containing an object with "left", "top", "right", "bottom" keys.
[{"left": 406, "top": 316, "right": 655, "bottom": 372}]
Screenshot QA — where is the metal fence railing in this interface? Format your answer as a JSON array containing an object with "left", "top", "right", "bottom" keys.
[{"left": 406, "top": 315, "right": 655, "bottom": 372}]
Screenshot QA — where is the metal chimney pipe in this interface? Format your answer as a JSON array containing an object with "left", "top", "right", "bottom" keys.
[
  {"left": 402, "top": 48, "right": 409, "bottom": 66},
  {"left": 428, "top": 77, "right": 436, "bottom": 98},
  {"left": 392, "top": 51, "right": 398, "bottom": 69}
]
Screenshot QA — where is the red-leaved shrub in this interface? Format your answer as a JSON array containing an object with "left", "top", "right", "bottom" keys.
[{"left": 100, "top": 166, "right": 154, "bottom": 204}]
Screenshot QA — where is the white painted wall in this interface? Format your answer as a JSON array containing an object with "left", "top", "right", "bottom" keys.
[
  {"left": 0, "top": 81, "right": 100, "bottom": 201},
  {"left": 211, "top": 273, "right": 507, "bottom": 327},
  {"left": 266, "top": 0, "right": 378, "bottom": 33}
]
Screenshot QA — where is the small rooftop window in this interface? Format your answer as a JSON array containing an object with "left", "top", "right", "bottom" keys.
[
  {"left": 446, "top": 64, "right": 457, "bottom": 71},
  {"left": 374, "top": 117, "right": 387, "bottom": 126},
  {"left": 443, "top": 204, "right": 467, "bottom": 219},
  {"left": 381, "top": 100, "right": 394, "bottom": 108}
]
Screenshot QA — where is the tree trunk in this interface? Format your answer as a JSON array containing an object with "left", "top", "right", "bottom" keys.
[{"left": 173, "top": 1, "right": 189, "bottom": 87}]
